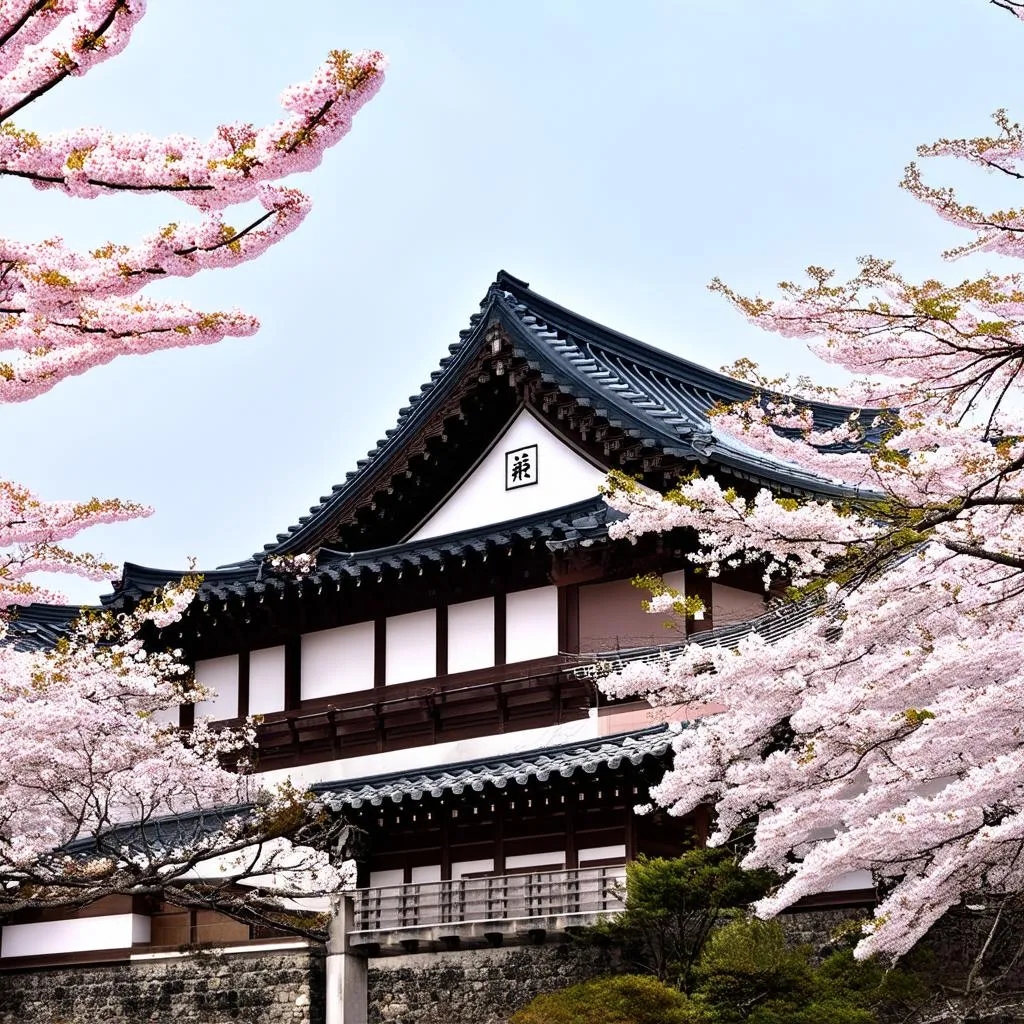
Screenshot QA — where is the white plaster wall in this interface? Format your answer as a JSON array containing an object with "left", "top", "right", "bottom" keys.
[
  {"left": 447, "top": 597, "right": 495, "bottom": 674},
  {"left": 411, "top": 865, "right": 442, "bottom": 884},
  {"left": 386, "top": 609, "right": 436, "bottom": 685},
  {"left": 409, "top": 408, "right": 605, "bottom": 541},
  {"left": 249, "top": 645, "right": 285, "bottom": 715},
  {"left": 369, "top": 869, "right": 405, "bottom": 889},
  {"left": 578, "top": 844, "right": 626, "bottom": 863},
  {"left": 301, "top": 621, "right": 375, "bottom": 699},
  {"left": 451, "top": 859, "right": 493, "bottom": 880},
  {"left": 1, "top": 914, "right": 150, "bottom": 958},
  {"left": 505, "top": 851, "right": 565, "bottom": 870},
  {"left": 194, "top": 654, "right": 239, "bottom": 721},
  {"left": 506, "top": 586, "right": 559, "bottom": 663},
  {"left": 712, "top": 583, "right": 766, "bottom": 628}
]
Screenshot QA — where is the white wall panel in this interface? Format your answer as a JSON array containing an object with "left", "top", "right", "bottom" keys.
[
  {"left": 301, "top": 622, "right": 375, "bottom": 700},
  {"left": 248, "top": 645, "right": 285, "bottom": 715},
  {"left": 505, "top": 850, "right": 565, "bottom": 870},
  {"left": 410, "top": 409, "right": 605, "bottom": 541},
  {"left": 451, "top": 859, "right": 493, "bottom": 880},
  {"left": 506, "top": 586, "right": 559, "bottom": 663},
  {"left": 447, "top": 597, "right": 495, "bottom": 674},
  {"left": 386, "top": 609, "right": 436, "bottom": 685},
  {"left": 369, "top": 869, "right": 404, "bottom": 889},
  {"left": 1, "top": 914, "right": 150, "bottom": 958},
  {"left": 410, "top": 864, "right": 442, "bottom": 884},
  {"left": 578, "top": 844, "right": 626, "bottom": 864},
  {"left": 194, "top": 655, "right": 239, "bottom": 720}
]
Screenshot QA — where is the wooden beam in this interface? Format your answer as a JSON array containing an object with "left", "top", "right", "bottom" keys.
[
  {"left": 436, "top": 603, "right": 448, "bottom": 678},
  {"left": 494, "top": 591, "right": 507, "bottom": 666},
  {"left": 237, "top": 649, "right": 250, "bottom": 720},
  {"left": 374, "top": 617, "right": 387, "bottom": 688},
  {"left": 284, "top": 639, "right": 301, "bottom": 710},
  {"left": 684, "top": 567, "right": 714, "bottom": 634}
]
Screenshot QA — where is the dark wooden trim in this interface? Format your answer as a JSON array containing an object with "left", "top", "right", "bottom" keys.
[
  {"left": 374, "top": 617, "right": 387, "bottom": 688},
  {"left": 565, "top": 789, "right": 578, "bottom": 869},
  {"left": 440, "top": 816, "right": 452, "bottom": 881},
  {"left": 494, "top": 797, "right": 506, "bottom": 876},
  {"left": 436, "top": 603, "right": 448, "bottom": 678},
  {"left": 237, "top": 649, "right": 250, "bottom": 719},
  {"left": 284, "top": 639, "right": 302, "bottom": 710},
  {"left": 558, "top": 584, "right": 580, "bottom": 655},
  {"left": 624, "top": 766, "right": 638, "bottom": 862},
  {"left": 684, "top": 567, "right": 714, "bottom": 634},
  {"left": 494, "top": 591, "right": 507, "bottom": 666}
]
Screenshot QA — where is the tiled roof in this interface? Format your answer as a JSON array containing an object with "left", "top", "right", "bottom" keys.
[
  {"left": 3, "top": 602, "right": 90, "bottom": 652},
  {"left": 107, "top": 497, "right": 620, "bottom": 607},
  {"left": 314, "top": 725, "right": 675, "bottom": 810},
  {"left": 265, "top": 271, "right": 877, "bottom": 558}
]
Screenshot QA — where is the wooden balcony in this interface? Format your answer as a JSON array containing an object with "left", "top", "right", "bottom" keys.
[
  {"left": 252, "top": 659, "right": 594, "bottom": 771},
  {"left": 348, "top": 865, "right": 626, "bottom": 954}
]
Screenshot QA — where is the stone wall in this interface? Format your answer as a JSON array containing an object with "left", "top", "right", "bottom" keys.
[
  {"left": 368, "top": 942, "right": 623, "bottom": 1024},
  {"left": 0, "top": 947, "right": 325, "bottom": 1024}
]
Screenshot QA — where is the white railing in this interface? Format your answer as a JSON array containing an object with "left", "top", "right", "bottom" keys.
[{"left": 351, "top": 865, "right": 626, "bottom": 933}]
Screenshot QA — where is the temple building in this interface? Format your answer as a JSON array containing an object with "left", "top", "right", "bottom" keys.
[{"left": 0, "top": 272, "right": 872, "bottom": 966}]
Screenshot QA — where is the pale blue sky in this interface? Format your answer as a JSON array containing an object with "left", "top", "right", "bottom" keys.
[{"left": 2, "top": 0, "right": 1020, "bottom": 602}]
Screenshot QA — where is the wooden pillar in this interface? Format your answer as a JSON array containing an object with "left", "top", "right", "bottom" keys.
[
  {"left": 494, "top": 591, "right": 507, "bottom": 666},
  {"left": 436, "top": 604, "right": 448, "bottom": 678},
  {"left": 494, "top": 796, "right": 506, "bottom": 876},
  {"left": 237, "top": 650, "right": 250, "bottom": 719},
  {"left": 624, "top": 765, "right": 639, "bottom": 862},
  {"left": 565, "top": 784, "right": 578, "bottom": 869},
  {"left": 284, "top": 639, "right": 301, "bottom": 710},
  {"left": 374, "top": 617, "right": 386, "bottom": 688},
  {"left": 440, "top": 812, "right": 452, "bottom": 881},
  {"left": 557, "top": 584, "right": 580, "bottom": 655},
  {"left": 684, "top": 567, "right": 714, "bottom": 634}
]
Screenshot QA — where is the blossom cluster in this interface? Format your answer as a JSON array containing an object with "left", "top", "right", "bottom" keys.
[{"left": 602, "top": 0, "right": 1024, "bottom": 961}]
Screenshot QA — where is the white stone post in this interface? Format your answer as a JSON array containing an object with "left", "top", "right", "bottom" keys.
[{"left": 325, "top": 895, "right": 367, "bottom": 1024}]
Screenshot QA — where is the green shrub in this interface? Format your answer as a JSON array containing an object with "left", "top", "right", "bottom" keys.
[
  {"left": 509, "top": 974, "right": 691, "bottom": 1024},
  {"left": 595, "top": 848, "right": 776, "bottom": 991}
]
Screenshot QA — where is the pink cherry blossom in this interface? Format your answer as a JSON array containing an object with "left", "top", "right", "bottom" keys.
[
  {"left": 0, "top": 2, "right": 381, "bottom": 923},
  {"left": 602, "top": 0, "right": 1024, "bottom": 961}
]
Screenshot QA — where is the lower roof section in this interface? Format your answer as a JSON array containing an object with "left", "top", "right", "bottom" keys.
[{"left": 313, "top": 725, "right": 676, "bottom": 811}]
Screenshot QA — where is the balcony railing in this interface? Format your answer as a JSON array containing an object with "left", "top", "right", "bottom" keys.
[{"left": 351, "top": 865, "right": 626, "bottom": 935}]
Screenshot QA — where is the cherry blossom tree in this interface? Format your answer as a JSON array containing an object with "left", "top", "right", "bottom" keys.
[
  {"left": 0, "top": 0, "right": 384, "bottom": 933},
  {"left": 601, "top": 0, "right": 1024, "bottom": 963}
]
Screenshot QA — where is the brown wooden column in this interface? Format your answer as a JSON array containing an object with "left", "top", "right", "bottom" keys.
[
  {"left": 440, "top": 813, "right": 452, "bottom": 881},
  {"left": 494, "top": 591, "right": 507, "bottom": 666},
  {"left": 284, "top": 639, "right": 301, "bottom": 710},
  {"left": 237, "top": 650, "right": 250, "bottom": 719},
  {"left": 557, "top": 584, "right": 580, "bottom": 655},
  {"left": 564, "top": 785, "right": 578, "bottom": 869},
  {"left": 684, "top": 567, "right": 714, "bottom": 634},
  {"left": 436, "top": 604, "right": 448, "bottom": 678},
  {"left": 374, "top": 617, "right": 387, "bottom": 687},
  {"left": 624, "top": 765, "right": 639, "bottom": 862}
]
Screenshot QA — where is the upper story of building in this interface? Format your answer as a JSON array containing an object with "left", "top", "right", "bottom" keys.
[{"left": 10, "top": 271, "right": 866, "bottom": 778}]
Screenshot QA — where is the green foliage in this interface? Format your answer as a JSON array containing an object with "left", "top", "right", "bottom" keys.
[
  {"left": 509, "top": 974, "right": 691, "bottom": 1024},
  {"left": 513, "top": 922, "right": 929, "bottom": 1024},
  {"left": 680, "top": 919, "right": 928, "bottom": 1024},
  {"left": 593, "top": 849, "right": 776, "bottom": 993}
]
